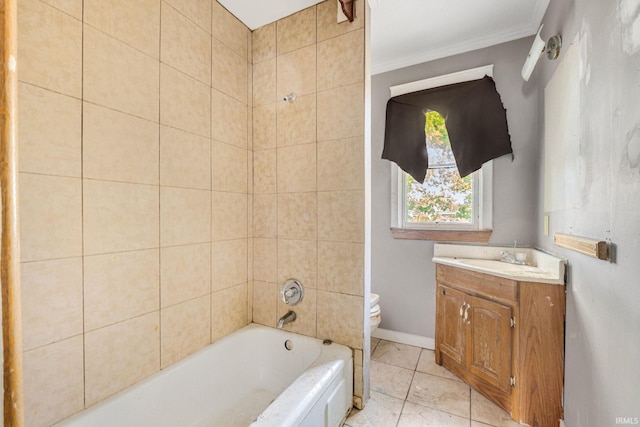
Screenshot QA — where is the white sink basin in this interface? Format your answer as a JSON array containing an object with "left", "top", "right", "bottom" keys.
[
  {"left": 454, "top": 259, "right": 553, "bottom": 279},
  {"left": 432, "top": 244, "right": 566, "bottom": 285}
]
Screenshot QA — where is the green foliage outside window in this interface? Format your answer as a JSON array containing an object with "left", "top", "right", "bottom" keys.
[{"left": 404, "top": 111, "right": 473, "bottom": 224}]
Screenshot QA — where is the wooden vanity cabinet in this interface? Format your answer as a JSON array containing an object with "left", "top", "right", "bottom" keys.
[{"left": 435, "top": 264, "right": 566, "bottom": 427}]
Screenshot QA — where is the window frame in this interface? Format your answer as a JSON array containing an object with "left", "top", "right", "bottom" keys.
[{"left": 388, "top": 65, "right": 494, "bottom": 240}]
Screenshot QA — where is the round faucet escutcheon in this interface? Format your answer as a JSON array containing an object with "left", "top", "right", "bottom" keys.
[{"left": 281, "top": 279, "right": 304, "bottom": 306}]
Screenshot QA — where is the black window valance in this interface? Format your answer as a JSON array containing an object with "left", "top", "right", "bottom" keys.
[{"left": 382, "top": 75, "right": 513, "bottom": 183}]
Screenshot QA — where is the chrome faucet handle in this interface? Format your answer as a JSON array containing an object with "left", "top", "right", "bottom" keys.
[
  {"left": 281, "top": 279, "right": 304, "bottom": 306},
  {"left": 500, "top": 250, "right": 515, "bottom": 263}
]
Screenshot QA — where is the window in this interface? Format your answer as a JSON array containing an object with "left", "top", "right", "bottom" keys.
[
  {"left": 401, "top": 110, "right": 477, "bottom": 229},
  {"left": 389, "top": 66, "right": 493, "bottom": 240}
]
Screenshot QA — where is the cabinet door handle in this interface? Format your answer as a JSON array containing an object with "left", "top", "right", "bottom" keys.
[
  {"left": 460, "top": 303, "right": 466, "bottom": 318},
  {"left": 463, "top": 303, "right": 470, "bottom": 322}
]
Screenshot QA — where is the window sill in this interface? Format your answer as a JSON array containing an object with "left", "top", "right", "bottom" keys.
[{"left": 390, "top": 228, "right": 492, "bottom": 243}]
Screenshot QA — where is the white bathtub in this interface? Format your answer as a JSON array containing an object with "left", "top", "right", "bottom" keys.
[{"left": 55, "top": 324, "right": 353, "bottom": 427}]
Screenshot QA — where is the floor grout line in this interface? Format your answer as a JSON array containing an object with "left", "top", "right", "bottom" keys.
[
  {"left": 352, "top": 339, "right": 513, "bottom": 427},
  {"left": 395, "top": 399, "right": 407, "bottom": 427}
]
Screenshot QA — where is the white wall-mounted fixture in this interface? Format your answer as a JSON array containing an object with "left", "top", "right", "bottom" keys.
[
  {"left": 283, "top": 92, "right": 296, "bottom": 103},
  {"left": 522, "top": 25, "right": 562, "bottom": 81}
]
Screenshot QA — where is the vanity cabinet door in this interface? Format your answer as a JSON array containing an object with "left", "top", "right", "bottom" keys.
[
  {"left": 437, "top": 285, "right": 466, "bottom": 365},
  {"left": 465, "top": 294, "right": 513, "bottom": 392}
]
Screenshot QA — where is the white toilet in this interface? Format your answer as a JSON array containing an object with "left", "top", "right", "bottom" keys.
[{"left": 370, "top": 293, "right": 381, "bottom": 332}]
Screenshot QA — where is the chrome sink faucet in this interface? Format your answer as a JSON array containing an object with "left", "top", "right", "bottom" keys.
[
  {"left": 500, "top": 241, "right": 526, "bottom": 265},
  {"left": 277, "top": 310, "right": 296, "bottom": 329},
  {"left": 500, "top": 250, "right": 517, "bottom": 264}
]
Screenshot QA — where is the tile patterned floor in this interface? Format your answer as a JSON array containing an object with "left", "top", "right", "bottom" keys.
[{"left": 345, "top": 339, "right": 523, "bottom": 427}]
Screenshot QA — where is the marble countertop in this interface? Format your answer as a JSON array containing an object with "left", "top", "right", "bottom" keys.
[{"left": 432, "top": 243, "right": 566, "bottom": 285}]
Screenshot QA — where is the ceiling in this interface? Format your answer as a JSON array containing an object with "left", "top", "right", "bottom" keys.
[
  {"left": 219, "top": 0, "right": 550, "bottom": 75},
  {"left": 218, "top": 0, "right": 325, "bottom": 30},
  {"left": 370, "top": 0, "right": 549, "bottom": 75}
]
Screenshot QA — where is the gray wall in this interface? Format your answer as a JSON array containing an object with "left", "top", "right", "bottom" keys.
[
  {"left": 371, "top": 38, "right": 540, "bottom": 337},
  {"left": 535, "top": 0, "right": 640, "bottom": 424},
  {"left": 372, "top": 0, "right": 640, "bottom": 422}
]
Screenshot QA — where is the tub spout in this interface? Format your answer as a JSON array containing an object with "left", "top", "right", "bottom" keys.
[{"left": 277, "top": 310, "right": 296, "bottom": 329}]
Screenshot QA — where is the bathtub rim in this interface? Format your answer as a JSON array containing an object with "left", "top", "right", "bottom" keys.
[{"left": 54, "top": 323, "right": 354, "bottom": 427}]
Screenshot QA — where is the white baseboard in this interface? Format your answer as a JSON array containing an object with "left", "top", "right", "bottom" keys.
[{"left": 371, "top": 328, "right": 435, "bottom": 350}]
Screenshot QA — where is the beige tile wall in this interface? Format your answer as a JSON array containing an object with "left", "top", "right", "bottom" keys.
[
  {"left": 251, "top": 0, "right": 366, "bottom": 405},
  {"left": 18, "top": 1, "right": 251, "bottom": 425},
  {"left": 18, "top": 0, "right": 365, "bottom": 424}
]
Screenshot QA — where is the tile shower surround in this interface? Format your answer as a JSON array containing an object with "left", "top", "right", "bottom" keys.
[
  {"left": 250, "top": 0, "right": 366, "bottom": 404},
  {"left": 17, "top": 0, "right": 366, "bottom": 425}
]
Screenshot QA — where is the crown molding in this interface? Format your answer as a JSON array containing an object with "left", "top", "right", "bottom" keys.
[{"left": 372, "top": 0, "right": 550, "bottom": 75}]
